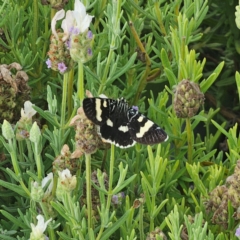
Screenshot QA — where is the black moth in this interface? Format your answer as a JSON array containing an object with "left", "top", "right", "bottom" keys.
[{"left": 83, "top": 97, "right": 168, "bottom": 148}]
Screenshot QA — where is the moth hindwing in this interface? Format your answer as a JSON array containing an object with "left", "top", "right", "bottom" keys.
[{"left": 83, "top": 97, "right": 168, "bottom": 148}]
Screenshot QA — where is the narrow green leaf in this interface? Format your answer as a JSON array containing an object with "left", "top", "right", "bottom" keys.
[
  {"left": 211, "top": 120, "right": 230, "bottom": 138},
  {"left": 33, "top": 106, "right": 60, "bottom": 127},
  {"left": 235, "top": 71, "right": 240, "bottom": 102},
  {"left": 161, "top": 48, "right": 172, "bottom": 70},
  {"left": 164, "top": 68, "right": 178, "bottom": 87},
  {"left": 57, "top": 232, "right": 75, "bottom": 240},
  {"left": 114, "top": 175, "right": 136, "bottom": 193},
  {"left": 0, "top": 234, "right": 17, "bottom": 240},
  {"left": 0, "top": 210, "right": 27, "bottom": 229},
  {"left": 200, "top": 61, "right": 224, "bottom": 92},
  {"left": 106, "top": 53, "right": 137, "bottom": 84},
  {"left": 0, "top": 180, "right": 28, "bottom": 197},
  {"left": 100, "top": 209, "right": 131, "bottom": 240}
]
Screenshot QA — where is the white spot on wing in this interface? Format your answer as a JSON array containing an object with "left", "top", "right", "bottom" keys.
[
  {"left": 137, "top": 116, "right": 144, "bottom": 122},
  {"left": 118, "top": 125, "right": 129, "bottom": 133},
  {"left": 106, "top": 118, "right": 113, "bottom": 127},
  {"left": 96, "top": 99, "right": 102, "bottom": 122},
  {"left": 103, "top": 100, "right": 107, "bottom": 108},
  {"left": 164, "top": 135, "right": 169, "bottom": 142},
  {"left": 136, "top": 121, "right": 154, "bottom": 138},
  {"left": 101, "top": 137, "right": 136, "bottom": 148}
]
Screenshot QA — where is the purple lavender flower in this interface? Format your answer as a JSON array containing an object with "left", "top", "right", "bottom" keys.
[
  {"left": 87, "top": 48, "right": 92, "bottom": 56},
  {"left": 58, "top": 62, "right": 67, "bottom": 73},
  {"left": 236, "top": 227, "right": 240, "bottom": 238},
  {"left": 46, "top": 59, "right": 52, "bottom": 68},
  {"left": 72, "top": 27, "right": 80, "bottom": 35},
  {"left": 132, "top": 106, "right": 139, "bottom": 111},
  {"left": 87, "top": 30, "right": 93, "bottom": 39},
  {"left": 69, "top": 26, "right": 75, "bottom": 34},
  {"left": 65, "top": 39, "right": 71, "bottom": 49},
  {"left": 111, "top": 192, "right": 125, "bottom": 206},
  {"left": 112, "top": 195, "right": 119, "bottom": 205}
]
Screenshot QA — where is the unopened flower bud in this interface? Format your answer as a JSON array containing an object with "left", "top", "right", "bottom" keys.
[
  {"left": 173, "top": 79, "right": 204, "bottom": 118},
  {"left": 2, "top": 120, "right": 14, "bottom": 140},
  {"left": 29, "top": 122, "right": 41, "bottom": 144},
  {"left": 111, "top": 192, "right": 125, "bottom": 206},
  {"left": 31, "top": 181, "right": 44, "bottom": 202},
  {"left": 56, "top": 169, "right": 77, "bottom": 201}
]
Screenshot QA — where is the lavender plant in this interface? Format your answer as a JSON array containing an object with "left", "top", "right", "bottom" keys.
[{"left": 1, "top": 0, "right": 240, "bottom": 239}]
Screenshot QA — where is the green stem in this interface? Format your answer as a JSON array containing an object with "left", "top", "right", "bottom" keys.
[
  {"left": 85, "top": 153, "right": 92, "bottom": 229},
  {"left": 106, "top": 144, "right": 115, "bottom": 213},
  {"left": 139, "top": 202, "right": 144, "bottom": 240},
  {"left": 26, "top": 140, "right": 34, "bottom": 171},
  {"left": 32, "top": 0, "right": 38, "bottom": 56},
  {"left": 96, "top": 144, "right": 115, "bottom": 240},
  {"left": 60, "top": 72, "right": 69, "bottom": 135},
  {"left": 149, "top": 195, "right": 155, "bottom": 231},
  {"left": 8, "top": 139, "right": 30, "bottom": 196},
  {"left": 34, "top": 144, "right": 42, "bottom": 180},
  {"left": 9, "top": 139, "right": 21, "bottom": 176},
  {"left": 52, "top": 174, "right": 58, "bottom": 198},
  {"left": 67, "top": 68, "right": 74, "bottom": 119},
  {"left": 77, "top": 61, "right": 84, "bottom": 103},
  {"left": 18, "top": 141, "right": 24, "bottom": 163},
  {"left": 186, "top": 117, "right": 193, "bottom": 164},
  {"left": 39, "top": 201, "right": 56, "bottom": 240}
]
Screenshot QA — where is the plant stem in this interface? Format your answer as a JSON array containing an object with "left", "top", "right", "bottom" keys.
[
  {"left": 39, "top": 202, "right": 56, "bottom": 240},
  {"left": 77, "top": 61, "right": 84, "bottom": 103},
  {"left": 96, "top": 144, "right": 115, "bottom": 240},
  {"left": 60, "top": 72, "right": 68, "bottom": 136},
  {"left": 32, "top": 0, "right": 38, "bottom": 57},
  {"left": 106, "top": 144, "right": 115, "bottom": 211},
  {"left": 85, "top": 153, "right": 92, "bottom": 229},
  {"left": 67, "top": 68, "right": 74, "bottom": 119},
  {"left": 186, "top": 117, "right": 193, "bottom": 164},
  {"left": 139, "top": 202, "right": 144, "bottom": 240}
]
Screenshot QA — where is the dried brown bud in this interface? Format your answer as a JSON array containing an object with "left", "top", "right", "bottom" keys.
[
  {"left": 70, "top": 107, "right": 109, "bottom": 155},
  {"left": 53, "top": 144, "right": 78, "bottom": 174},
  {"left": 0, "top": 63, "right": 30, "bottom": 122}
]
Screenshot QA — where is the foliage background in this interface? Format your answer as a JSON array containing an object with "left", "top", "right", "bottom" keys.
[{"left": 0, "top": 0, "right": 240, "bottom": 239}]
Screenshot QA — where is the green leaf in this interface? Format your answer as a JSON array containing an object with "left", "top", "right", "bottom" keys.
[
  {"left": 200, "top": 61, "right": 224, "bottom": 93},
  {"left": 57, "top": 232, "right": 76, "bottom": 240},
  {"left": 186, "top": 163, "right": 208, "bottom": 197},
  {"left": 164, "top": 68, "right": 178, "bottom": 87},
  {"left": 235, "top": 71, "right": 240, "bottom": 102},
  {"left": 106, "top": 53, "right": 137, "bottom": 85},
  {"left": 33, "top": 106, "right": 60, "bottom": 127},
  {"left": 100, "top": 209, "right": 132, "bottom": 240},
  {"left": 211, "top": 120, "right": 230, "bottom": 138},
  {"left": 0, "top": 179, "right": 28, "bottom": 197},
  {"left": 0, "top": 210, "right": 27, "bottom": 229},
  {"left": 0, "top": 234, "right": 17, "bottom": 240}
]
